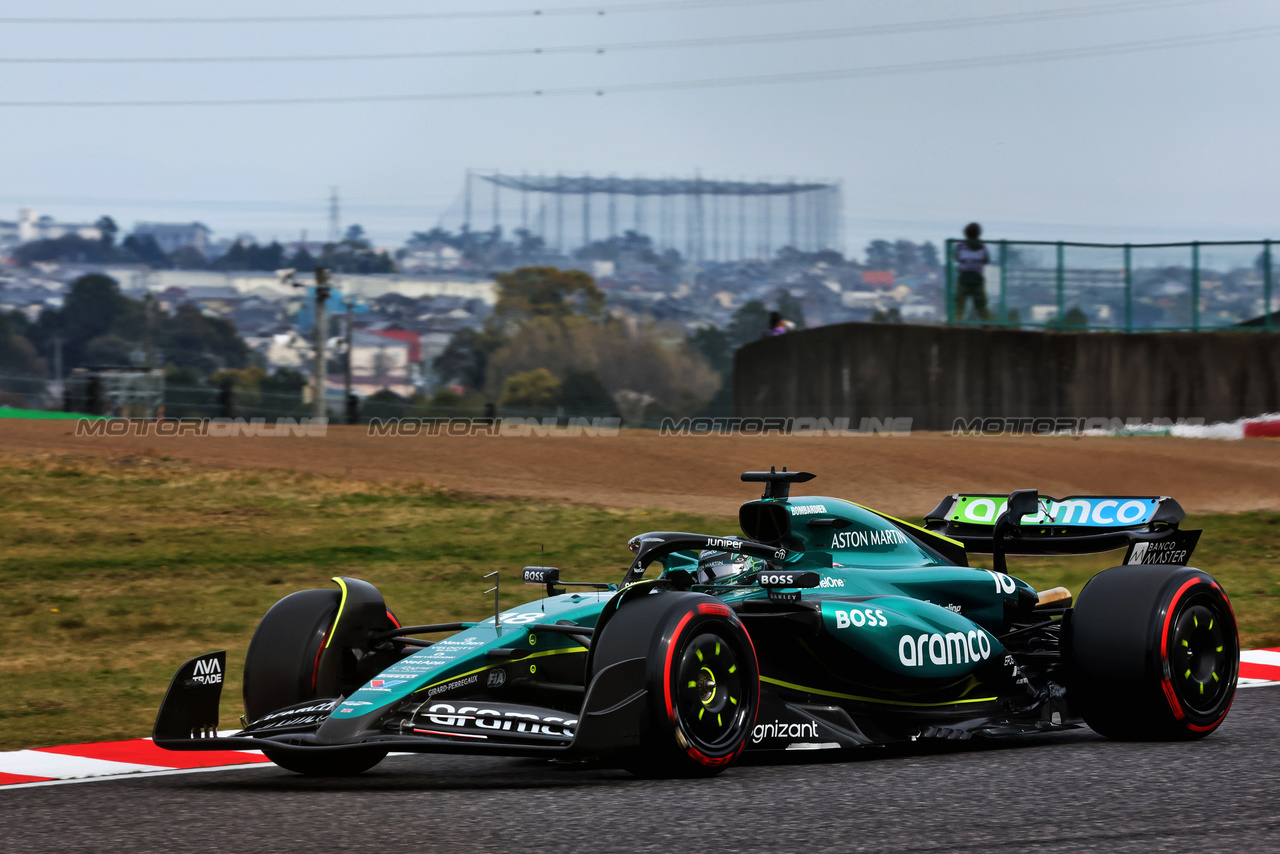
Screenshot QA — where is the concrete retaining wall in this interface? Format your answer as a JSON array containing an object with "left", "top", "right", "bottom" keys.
[{"left": 733, "top": 324, "right": 1280, "bottom": 431}]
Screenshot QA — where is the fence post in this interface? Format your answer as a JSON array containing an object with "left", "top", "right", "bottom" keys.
[
  {"left": 1265, "top": 239, "right": 1273, "bottom": 332},
  {"left": 1124, "top": 244, "right": 1133, "bottom": 333},
  {"left": 1190, "top": 242, "right": 1200, "bottom": 331},
  {"left": 1055, "top": 242, "right": 1064, "bottom": 327},
  {"left": 945, "top": 238, "right": 955, "bottom": 324},
  {"left": 999, "top": 240, "right": 1008, "bottom": 325}
]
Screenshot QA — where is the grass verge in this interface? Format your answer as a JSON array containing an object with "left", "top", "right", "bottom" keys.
[{"left": 1, "top": 453, "right": 1276, "bottom": 750}]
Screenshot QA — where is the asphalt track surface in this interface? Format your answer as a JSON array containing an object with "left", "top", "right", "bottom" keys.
[{"left": 4, "top": 688, "right": 1276, "bottom": 854}]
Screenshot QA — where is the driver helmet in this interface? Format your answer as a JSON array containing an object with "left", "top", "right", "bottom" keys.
[{"left": 697, "top": 548, "right": 762, "bottom": 584}]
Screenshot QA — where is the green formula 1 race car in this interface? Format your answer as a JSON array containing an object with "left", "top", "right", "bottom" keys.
[{"left": 154, "top": 468, "right": 1239, "bottom": 777}]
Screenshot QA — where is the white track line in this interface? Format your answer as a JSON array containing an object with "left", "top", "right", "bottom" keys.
[{"left": 0, "top": 761, "right": 277, "bottom": 791}]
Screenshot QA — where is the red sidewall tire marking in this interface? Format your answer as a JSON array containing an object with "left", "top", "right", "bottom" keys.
[
  {"left": 661, "top": 608, "right": 756, "bottom": 768},
  {"left": 662, "top": 611, "right": 696, "bottom": 724},
  {"left": 1159, "top": 577, "right": 1236, "bottom": 732}
]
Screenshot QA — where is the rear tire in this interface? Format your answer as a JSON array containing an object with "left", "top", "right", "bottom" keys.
[
  {"left": 1070, "top": 565, "right": 1238, "bottom": 740},
  {"left": 591, "top": 591, "right": 759, "bottom": 778}
]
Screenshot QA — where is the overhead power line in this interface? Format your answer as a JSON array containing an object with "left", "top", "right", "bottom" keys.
[
  {"left": 0, "top": 0, "right": 1227, "bottom": 65},
  {"left": 0, "top": 0, "right": 837, "bottom": 25},
  {"left": 2, "top": 23, "right": 1275, "bottom": 108}
]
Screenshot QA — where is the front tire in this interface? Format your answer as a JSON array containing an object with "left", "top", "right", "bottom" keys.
[
  {"left": 260, "top": 746, "right": 389, "bottom": 777},
  {"left": 243, "top": 587, "right": 396, "bottom": 776},
  {"left": 1070, "top": 565, "right": 1239, "bottom": 740},
  {"left": 591, "top": 591, "right": 759, "bottom": 778}
]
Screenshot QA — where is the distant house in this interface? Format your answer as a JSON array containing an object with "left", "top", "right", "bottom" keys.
[
  {"left": 0, "top": 209, "right": 102, "bottom": 253},
  {"left": 861, "top": 270, "right": 895, "bottom": 289},
  {"left": 347, "top": 330, "right": 413, "bottom": 396},
  {"left": 131, "top": 222, "right": 212, "bottom": 255}
]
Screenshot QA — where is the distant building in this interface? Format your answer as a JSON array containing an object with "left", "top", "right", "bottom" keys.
[
  {"left": 0, "top": 209, "right": 102, "bottom": 253},
  {"left": 131, "top": 222, "right": 211, "bottom": 255}
]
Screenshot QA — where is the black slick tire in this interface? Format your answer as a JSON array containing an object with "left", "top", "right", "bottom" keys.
[
  {"left": 591, "top": 590, "right": 759, "bottom": 778},
  {"left": 1070, "top": 565, "right": 1239, "bottom": 740}
]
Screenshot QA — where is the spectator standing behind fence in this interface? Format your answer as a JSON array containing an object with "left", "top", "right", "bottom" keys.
[
  {"left": 766, "top": 311, "right": 794, "bottom": 336},
  {"left": 955, "top": 223, "right": 991, "bottom": 321}
]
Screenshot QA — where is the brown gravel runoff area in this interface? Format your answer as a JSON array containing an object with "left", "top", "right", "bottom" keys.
[{"left": 3, "top": 419, "right": 1279, "bottom": 517}]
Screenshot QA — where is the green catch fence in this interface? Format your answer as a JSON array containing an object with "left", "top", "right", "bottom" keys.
[{"left": 945, "top": 239, "right": 1277, "bottom": 331}]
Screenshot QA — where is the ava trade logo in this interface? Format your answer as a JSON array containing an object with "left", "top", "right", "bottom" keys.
[
  {"left": 370, "top": 679, "right": 406, "bottom": 689},
  {"left": 948, "top": 495, "right": 1159, "bottom": 528}
]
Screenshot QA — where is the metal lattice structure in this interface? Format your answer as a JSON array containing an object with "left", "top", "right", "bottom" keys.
[{"left": 461, "top": 171, "right": 843, "bottom": 264}]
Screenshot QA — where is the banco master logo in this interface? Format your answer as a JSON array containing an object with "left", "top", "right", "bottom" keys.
[
  {"left": 949, "top": 496, "right": 1158, "bottom": 528},
  {"left": 898, "top": 630, "right": 992, "bottom": 667}
]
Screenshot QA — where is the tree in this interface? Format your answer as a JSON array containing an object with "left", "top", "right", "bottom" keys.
[
  {"left": 95, "top": 216, "right": 119, "bottom": 248},
  {"left": 344, "top": 224, "right": 367, "bottom": 245},
  {"left": 500, "top": 368, "right": 561, "bottom": 410},
  {"left": 485, "top": 316, "right": 718, "bottom": 419},
  {"left": 865, "top": 239, "right": 894, "bottom": 270},
  {"left": 212, "top": 240, "right": 287, "bottom": 272},
  {"left": 167, "top": 246, "right": 207, "bottom": 270},
  {"left": 1062, "top": 306, "right": 1089, "bottom": 328},
  {"left": 432, "top": 327, "right": 498, "bottom": 391},
  {"left": 0, "top": 312, "right": 46, "bottom": 375},
  {"left": 161, "top": 304, "right": 249, "bottom": 372},
  {"left": 487, "top": 266, "right": 604, "bottom": 332},
  {"left": 122, "top": 234, "right": 170, "bottom": 268},
  {"left": 727, "top": 300, "right": 770, "bottom": 349},
  {"left": 290, "top": 246, "right": 317, "bottom": 273},
  {"left": 893, "top": 240, "right": 919, "bottom": 272},
  {"left": 688, "top": 326, "right": 731, "bottom": 377},
  {"left": 920, "top": 241, "right": 941, "bottom": 268},
  {"left": 559, "top": 371, "right": 617, "bottom": 415},
  {"left": 13, "top": 234, "right": 116, "bottom": 266}
]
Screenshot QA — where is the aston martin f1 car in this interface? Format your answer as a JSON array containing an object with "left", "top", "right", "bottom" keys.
[{"left": 155, "top": 469, "right": 1239, "bottom": 777}]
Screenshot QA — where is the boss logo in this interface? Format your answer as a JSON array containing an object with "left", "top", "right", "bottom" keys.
[
  {"left": 759, "top": 573, "right": 797, "bottom": 586},
  {"left": 833, "top": 607, "right": 888, "bottom": 628}
]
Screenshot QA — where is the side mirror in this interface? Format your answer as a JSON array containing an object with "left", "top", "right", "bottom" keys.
[{"left": 1006, "top": 489, "right": 1040, "bottom": 522}]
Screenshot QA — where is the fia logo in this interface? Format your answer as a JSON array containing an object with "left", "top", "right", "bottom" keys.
[{"left": 487, "top": 669, "right": 507, "bottom": 689}]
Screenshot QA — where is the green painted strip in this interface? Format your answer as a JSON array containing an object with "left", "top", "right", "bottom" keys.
[
  {"left": 760, "top": 675, "right": 998, "bottom": 708},
  {"left": 0, "top": 407, "right": 107, "bottom": 420},
  {"left": 412, "top": 645, "right": 588, "bottom": 694}
]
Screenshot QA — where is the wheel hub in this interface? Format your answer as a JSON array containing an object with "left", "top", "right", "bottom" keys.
[{"left": 1172, "top": 602, "right": 1229, "bottom": 711}]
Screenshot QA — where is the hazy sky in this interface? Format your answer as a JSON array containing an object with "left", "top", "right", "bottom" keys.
[{"left": 3, "top": 0, "right": 1278, "bottom": 256}]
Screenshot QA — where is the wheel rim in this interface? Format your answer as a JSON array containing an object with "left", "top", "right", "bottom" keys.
[
  {"left": 674, "top": 631, "right": 750, "bottom": 753},
  {"left": 1170, "top": 596, "right": 1232, "bottom": 714}
]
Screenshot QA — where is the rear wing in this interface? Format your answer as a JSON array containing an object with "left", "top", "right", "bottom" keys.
[{"left": 923, "top": 493, "right": 1198, "bottom": 562}]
